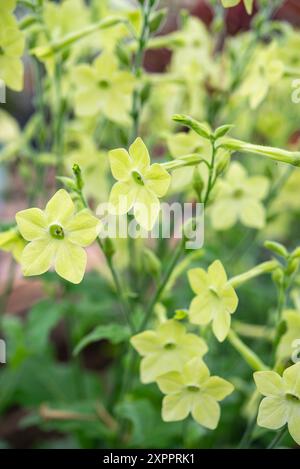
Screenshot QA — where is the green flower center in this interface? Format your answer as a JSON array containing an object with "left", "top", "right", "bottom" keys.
[
  {"left": 285, "top": 393, "right": 300, "bottom": 403},
  {"left": 233, "top": 188, "right": 244, "bottom": 199},
  {"left": 49, "top": 224, "right": 65, "bottom": 240},
  {"left": 98, "top": 80, "right": 110, "bottom": 89},
  {"left": 187, "top": 385, "right": 200, "bottom": 393},
  {"left": 131, "top": 170, "right": 145, "bottom": 186},
  {"left": 164, "top": 342, "right": 176, "bottom": 350}
]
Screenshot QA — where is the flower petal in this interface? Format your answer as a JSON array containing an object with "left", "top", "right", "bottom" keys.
[
  {"left": 202, "top": 377, "right": 234, "bottom": 401},
  {"left": 21, "top": 239, "right": 56, "bottom": 277},
  {"left": 192, "top": 395, "right": 220, "bottom": 430},
  {"left": 188, "top": 268, "right": 208, "bottom": 295},
  {"left": 254, "top": 371, "right": 285, "bottom": 397},
  {"left": 208, "top": 260, "right": 227, "bottom": 289},
  {"left": 109, "top": 181, "right": 137, "bottom": 215},
  {"left": 189, "top": 293, "right": 213, "bottom": 325},
  {"left": 157, "top": 319, "right": 185, "bottom": 343},
  {"left": 257, "top": 396, "right": 288, "bottom": 430},
  {"left": 65, "top": 210, "right": 100, "bottom": 247},
  {"left": 55, "top": 241, "right": 87, "bottom": 284},
  {"left": 222, "top": 284, "right": 239, "bottom": 314},
  {"left": 161, "top": 393, "right": 191, "bottom": 422},
  {"left": 145, "top": 163, "right": 171, "bottom": 197},
  {"left": 239, "top": 199, "right": 266, "bottom": 229},
  {"left": 94, "top": 52, "right": 117, "bottom": 79},
  {"left": 182, "top": 334, "right": 208, "bottom": 358},
  {"left": 73, "top": 64, "right": 96, "bottom": 88},
  {"left": 157, "top": 371, "right": 184, "bottom": 394},
  {"left": 245, "top": 177, "right": 269, "bottom": 200},
  {"left": 140, "top": 353, "right": 182, "bottom": 384},
  {"left": 45, "top": 189, "right": 74, "bottom": 225},
  {"left": 288, "top": 413, "right": 300, "bottom": 446},
  {"left": 282, "top": 362, "right": 300, "bottom": 396},
  {"left": 130, "top": 330, "right": 160, "bottom": 356},
  {"left": 183, "top": 358, "right": 210, "bottom": 385},
  {"left": 109, "top": 148, "right": 132, "bottom": 181},
  {"left": 134, "top": 188, "right": 160, "bottom": 231},
  {"left": 210, "top": 199, "right": 238, "bottom": 230},
  {"left": 129, "top": 137, "right": 150, "bottom": 173},
  {"left": 16, "top": 208, "right": 47, "bottom": 241},
  {"left": 212, "top": 309, "right": 231, "bottom": 342},
  {"left": 75, "top": 89, "right": 102, "bottom": 117}
]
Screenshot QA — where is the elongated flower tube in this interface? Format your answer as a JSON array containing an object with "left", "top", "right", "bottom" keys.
[
  {"left": 219, "top": 138, "right": 300, "bottom": 167},
  {"left": 31, "top": 16, "right": 123, "bottom": 59}
]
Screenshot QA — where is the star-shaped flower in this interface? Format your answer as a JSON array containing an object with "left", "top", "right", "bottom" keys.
[
  {"left": 254, "top": 363, "right": 300, "bottom": 445},
  {"left": 108, "top": 137, "right": 171, "bottom": 230},
  {"left": 210, "top": 162, "right": 269, "bottom": 230},
  {"left": 0, "top": 19, "right": 24, "bottom": 92},
  {"left": 130, "top": 320, "right": 208, "bottom": 383},
  {"left": 16, "top": 189, "right": 100, "bottom": 284},
  {"left": 157, "top": 357, "right": 234, "bottom": 428},
  {"left": 188, "top": 260, "right": 238, "bottom": 342},
  {"left": 74, "top": 52, "right": 135, "bottom": 124}
]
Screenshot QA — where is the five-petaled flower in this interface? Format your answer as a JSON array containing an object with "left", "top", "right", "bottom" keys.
[
  {"left": 254, "top": 362, "right": 300, "bottom": 445},
  {"left": 108, "top": 137, "right": 171, "bottom": 231},
  {"left": 16, "top": 189, "right": 100, "bottom": 284},
  {"left": 210, "top": 162, "right": 269, "bottom": 230},
  {"left": 0, "top": 0, "right": 24, "bottom": 92},
  {"left": 74, "top": 52, "right": 135, "bottom": 124},
  {"left": 130, "top": 319, "right": 208, "bottom": 383},
  {"left": 188, "top": 260, "right": 238, "bottom": 342},
  {"left": 157, "top": 357, "right": 234, "bottom": 428}
]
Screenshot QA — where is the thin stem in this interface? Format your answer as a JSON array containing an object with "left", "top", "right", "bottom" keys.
[
  {"left": 267, "top": 427, "right": 288, "bottom": 449},
  {"left": 78, "top": 192, "right": 134, "bottom": 332},
  {"left": 139, "top": 237, "right": 185, "bottom": 331},
  {"left": 227, "top": 330, "right": 268, "bottom": 372},
  {"left": 203, "top": 140, "right": 216, "bottom": 205},
  {"left": 130, "top": 0, "right": 154, "bottom": 142},
  {"left": 53, "top": 59, "right": 65, "bottom": 182},
  {"left": 96, "top": 237, "right": 134, "bottom": 332}
]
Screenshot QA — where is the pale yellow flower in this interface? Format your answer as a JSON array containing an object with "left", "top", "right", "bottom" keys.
[
  {"left": 131, "top": 320, "right": 208, "bottom": 384},
  {"left": 16, "top": 190, "right": 100, "bottom": 284},
  {"left": 108, "top": 137, "right": 171, "bottom": 230},
  {"left": 157, "top": 357, "right": 234, "bottom": 428},
  {"left": 188, "top": 260, "right": 238, "bottom": 342},
  {"left": 254, "top": 363, "right": 300, "bottom": 445},
  {"left": 210, "top": 162, "right": 269, "bottom": 230}
]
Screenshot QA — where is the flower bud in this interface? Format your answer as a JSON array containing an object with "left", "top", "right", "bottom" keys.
[{"left": 264, "top": 240, "right": 288, "bottom": 259}]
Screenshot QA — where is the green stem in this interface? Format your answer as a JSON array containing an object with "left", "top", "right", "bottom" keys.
[
  {"left": 267, "top": 427, "right": 288, "bottom": 449},
  {"left": 203, "top": 140, "right": 216, "bottom": 205},
  {"left": 53, "top": 59, "right": 65, "bottom": 182},
  {"left": 227, "top": 330, "right": 268, "bottom": 372},
  {"left": 130, "top": 0, "right": 154, "bottom": 142},
  {"left": 78, "top": 192, "right": 134, "bottom": 332},
  {"left": 139, "top": 237, "right": 185, "bottom": 331}
]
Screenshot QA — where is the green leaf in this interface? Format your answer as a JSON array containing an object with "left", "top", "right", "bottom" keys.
[
  {"left": 73, "top": 324, "right": 131, "bottom": 356},
  {"left": 26, "top": 300, "right": 67, "bottom": 352}
]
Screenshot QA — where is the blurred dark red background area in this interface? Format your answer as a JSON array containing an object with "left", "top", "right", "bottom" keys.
[{"left": 145, "top": 0, "right": 300, "bottom": 72}]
